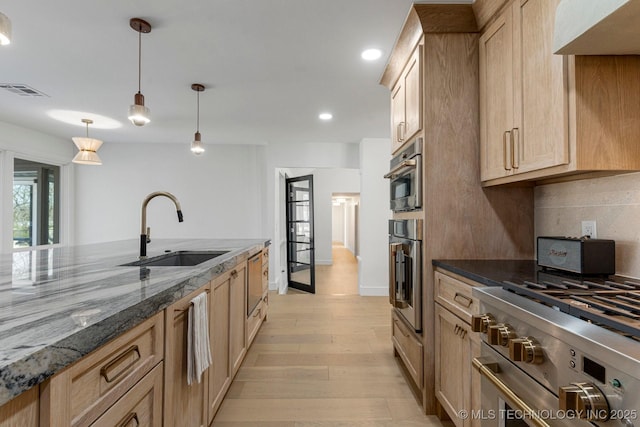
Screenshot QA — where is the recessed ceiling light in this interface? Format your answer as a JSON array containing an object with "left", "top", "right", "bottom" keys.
[
  {"left": 361, "top": 48, "right": 382, "bottom": 61},
  {"left": 319, "top": 112, "right": 333, "bottom": 121},
  {"left": 48, "top": 110, "right": 122, "bottom": 129}
]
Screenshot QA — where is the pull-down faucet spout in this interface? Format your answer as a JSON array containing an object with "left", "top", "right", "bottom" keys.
[{"left": 140, "top": 191, "right": 183, "bottom": 259}]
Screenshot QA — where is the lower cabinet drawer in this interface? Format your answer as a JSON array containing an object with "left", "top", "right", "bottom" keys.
[
  {"left": 391, "top": 310, "right": 423, "bottom": 387},
  {"left": 247, "top": 296, "right": 266, "bottom": 346},
  {"left": 41, "top": 312, "right": 164, "bottom": 427},
  {"left": 90, "top": 362, "right": 163, "bottom": 427}
]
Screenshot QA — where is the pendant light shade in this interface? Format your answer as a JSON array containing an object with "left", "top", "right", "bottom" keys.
[
  {"left": 190, "top": 84, "right": 205, "bottom": 155},
  {"left": 0, "top": 12, "right": 11, "bottom": 46},
  {"left": 72, "top": 119, "right": 103, "bottom": 165},
  {"left": 128, "top": 18, "right": 151, "bottom": 126}
]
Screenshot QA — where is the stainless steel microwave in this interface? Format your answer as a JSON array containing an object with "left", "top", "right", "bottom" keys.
[{"left": 384, "top": 138, "right": 422, "bottom": 212}]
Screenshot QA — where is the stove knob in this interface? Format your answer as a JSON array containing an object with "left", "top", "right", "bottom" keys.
[
  {"left": 509, "top": 337, "right": 544, "bottom": 364},
  {"left": 487, "top": 323, "right": 516, "bottom": 346},
  {"left": 471, "top": 313, "right": 496, "bottom": 333},
  {"left": 559, "top": 382, "right": 610, "bottom": 421}
]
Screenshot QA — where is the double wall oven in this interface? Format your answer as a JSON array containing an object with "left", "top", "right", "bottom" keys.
[{"left": 386, "top": 137, "right": 424, "bottom": 332}]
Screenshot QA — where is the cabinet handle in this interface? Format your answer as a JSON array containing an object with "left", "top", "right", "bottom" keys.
[
  {"left": 263, "top": 270, "right": 268, "bottom": 276},
  {"left": 253, "top": 308, "right": 262, "bottom": 318},
  {"left": 453, "top": 292, "right": 473, "bottom": 308},
  {"left": 511, "top": 128, "right": 519, "bottom": 169},
  {"left": 503, "top": 131, "right": 512, "bottom": 170},
  {"left": 100, "top": 345, "right": 141, "bottom": 384},
  {"left": 396, "top": 122, "right": 405, "bottom": 142},
  {"left": 231, "top": 269, "right": 238, "bottom": 279},
  {"left": 118, "top": 412, "right": 140, "bottom": 427}
]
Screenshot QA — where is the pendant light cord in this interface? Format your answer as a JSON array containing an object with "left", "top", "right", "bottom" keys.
[
  {"left": 86, "top": 121, "right": 89, "bottom": 137},
  {"left": 196, "top": 90, "right": 200, "bottom": 132},
  {"left": 137, "top": 28, "right": 142, "bottom": 93}
]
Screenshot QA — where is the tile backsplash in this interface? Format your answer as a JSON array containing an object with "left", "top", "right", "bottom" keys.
[{"left": 535, "top": 172, "right": 640, "bottom": 279}]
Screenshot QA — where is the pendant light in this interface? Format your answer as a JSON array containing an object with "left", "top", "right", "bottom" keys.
[
  {"left": 128, "top": 18, "right": 151, "bottom": 126},
  {"left": 190, "top": 83, "right": 205, "bottom": 155},
  {"left": 0, "top": 12, "right": 11, "bottom": 45},
  {"left": 72, "top": 119, "right": 103, "bottom": 165}
]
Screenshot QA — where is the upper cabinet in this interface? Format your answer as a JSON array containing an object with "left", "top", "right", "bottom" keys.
[
  {"left": 391, "top": 45, "right": 423, "bottom": 154},
  {"left": 479, "top": 0, "right": 640, "bottom": 186},
  {"left": 480, "top": 0, "right": 568, "bottom": 182}
]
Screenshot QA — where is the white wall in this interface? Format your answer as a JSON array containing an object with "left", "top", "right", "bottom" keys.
[
  {"left": 0, "top": 121, "right": 74, "bottom": 253},
  {"left": 535, "top": 172, "right": 640, "bottom": 279},
  {"left": 358, "top": 138, "right": 391, "bottom": 296},
  {"left": 74, "top": 143, "right": 264, "bottom": 246},
  {"left": 265, "top": 142, "right": 359, "bottom": 291},
  {"left": 332, "top": 204, "right": 344, "bottom": 243}
]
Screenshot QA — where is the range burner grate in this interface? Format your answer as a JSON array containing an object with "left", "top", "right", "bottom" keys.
[{"left": 502, "top": 275, "right": 640, "bottom": 340}]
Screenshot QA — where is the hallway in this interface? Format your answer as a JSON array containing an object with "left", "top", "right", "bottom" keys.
[
  {"left": 212, "top": 246, "right": 452, "bottom": 426},
  {"left": 315, "top": 242, "right": 359, "bottom": 295}
]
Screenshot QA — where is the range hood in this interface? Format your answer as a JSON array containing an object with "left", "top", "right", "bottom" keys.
[{"left": 553, "top": 0, "right": 640, "bottom": 54}]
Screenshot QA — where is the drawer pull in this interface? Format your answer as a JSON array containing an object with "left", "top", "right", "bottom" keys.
[
  {"left": 231, "top": 269, "right": 238, "bottom": 279},
  {"left": 263, "top": 270, "right": 268, "bottom": 276},
  {"left": 118, "top": 412, "right": 140, "bottom": 427},
  {"left": 100, "top": 345, "right": 141, "bottom": 384},
  {"left": 454, "top": 292, "right": 473, "bottom": 308}
]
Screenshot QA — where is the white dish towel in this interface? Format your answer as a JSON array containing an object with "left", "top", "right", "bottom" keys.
[{"left": 187, "top": 292, "right": 212, "bottom": 385}]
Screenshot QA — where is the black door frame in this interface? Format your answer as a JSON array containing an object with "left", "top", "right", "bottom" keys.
[{"left": 285, "top": 174, "right": 315, "bottom": 294}]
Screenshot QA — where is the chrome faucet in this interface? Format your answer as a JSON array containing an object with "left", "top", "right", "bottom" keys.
[{"left": 140, "top": 191, "right": 184, "bottom": 259}]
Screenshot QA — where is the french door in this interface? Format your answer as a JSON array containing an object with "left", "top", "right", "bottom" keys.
[{"left": 285, "top": 175, "right": 315, "bottom": 293}]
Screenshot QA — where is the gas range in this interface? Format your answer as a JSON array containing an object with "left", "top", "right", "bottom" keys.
[{"left": 471, "top": 269, "right": 640, "bottom": 427}]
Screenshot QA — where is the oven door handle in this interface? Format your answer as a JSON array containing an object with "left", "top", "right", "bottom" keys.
[
  {"left": 389, "top": 243, "right": 400, "bottom": 306},
  {"left": 472, "top": 357, "right": 551, "bottom": 427},
  {"left": 383, "top": 159, "right": 417, "bottom": 179}
]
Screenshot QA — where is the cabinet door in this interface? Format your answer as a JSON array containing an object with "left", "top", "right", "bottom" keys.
[
  {"left": 164, "top": 288, "right": 209, "bottom": 427},
  {"left": 479, "top": 9, "right": 515, "bottom": 181},
  {"left": 229, "top": 263, "right": 247, "bottom": 376},
  {"left": 435, "top": 305, "right": 471, "bottom": 427},
  {"left": 208, "top": 273, "right": 231, "bottom": 423},
  {"left": 403, "top": 46, "right": 422, "bottom": 143},
  {"left": 515, "top": 0, "right": 568, "bottom": 173},
  {"left": 391, "top": 80, "right": 405, "bottom": 153},
  {"left": 0, "top": 387, "right": 38, "bottom": 427}
]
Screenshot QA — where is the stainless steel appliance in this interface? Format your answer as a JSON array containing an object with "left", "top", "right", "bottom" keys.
[
  {"left": 247, "top": 252, "right": 262, "bottom": 316},
  {"left": 472, "top": 272, "right": 640, "bottom": 427},
  {"left": 389, "top": 219, "right": 422, "bottom": 331},
  {"left": 384, "top": 138, "right": 422, "bottom": 212},
  {"left": 537, "top": 236, "right": 615, "bottom": 275}
]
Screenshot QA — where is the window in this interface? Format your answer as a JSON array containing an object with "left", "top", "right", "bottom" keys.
[{"left": 13, "top": 158, "right": 60, "bottom": 248}]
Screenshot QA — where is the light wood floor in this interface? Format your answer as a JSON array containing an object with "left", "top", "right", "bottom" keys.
[{"left": 212, "top": 245, "right": 452, "bottom": 426}]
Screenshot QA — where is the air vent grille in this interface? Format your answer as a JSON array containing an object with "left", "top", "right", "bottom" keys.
[{"left": 0, "top": 84, "right": 49, "bottom": 97}]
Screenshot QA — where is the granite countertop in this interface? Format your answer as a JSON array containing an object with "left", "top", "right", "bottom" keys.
[
  {"left": 0, "top": 238, "right": 269, "bottom": 406},
  {"left": 432, "top": 259, "right": 541, "bottom": 287}
]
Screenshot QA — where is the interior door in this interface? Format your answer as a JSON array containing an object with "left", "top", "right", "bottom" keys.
[{"left": 285, "top": 175, "right": 315, "bottom": 294}]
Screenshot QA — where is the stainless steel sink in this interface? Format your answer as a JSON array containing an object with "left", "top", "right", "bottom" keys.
[{"left": 120, "top": 250, "right": 229, "bottom": 267}]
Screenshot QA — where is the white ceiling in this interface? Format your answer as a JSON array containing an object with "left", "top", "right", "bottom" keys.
[{"left": 0, "top": 0, "right": 434, "bottom": 147}]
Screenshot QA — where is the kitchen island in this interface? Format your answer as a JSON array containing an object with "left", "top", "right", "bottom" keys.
[{"left": 0, "top": 238, "right": 269, "bottom": 412}]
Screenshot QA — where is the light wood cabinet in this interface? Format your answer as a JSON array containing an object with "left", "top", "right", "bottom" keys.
[
  {"left": 91, "top": 362, "right": 163, "bottom": 427},
  {"left": 40, "top": 312, "right": 164, "bottom": 427},
  {"left": 208, "top": 270, "right": 231, "bottom": 423},
  {"left": 480, "top": 0, "right": 568, "bottom": 182},
  {"left": 391, "top": 44, "right": 422, "bottom": 153},
  {"left": 0, "top": 387, "right": 38, "bottom": 427},
  {"left": 434, "top": 270, "right": 482, "bottom": 427},
  {"left": 480, "top": 0, "right": 640, "bottom": 186},
  {"left": 391, "top": 310, "right": 423, "bottom": 388},
  {"left": 164, "top": 287, "right": 210, "bottom": 427},
  {"left": 229, "top": 263, "right": 247, "bottom": 376}
]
